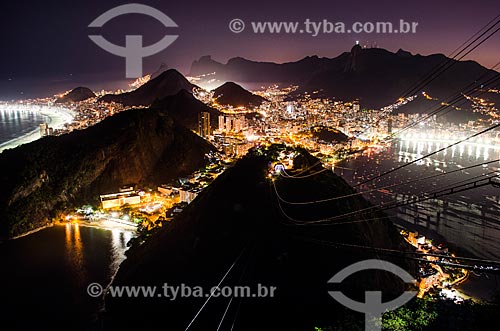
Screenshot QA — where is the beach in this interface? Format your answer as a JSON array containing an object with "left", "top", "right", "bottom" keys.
[{"left": 0, "top": 104, "right": 74, "bottom": 154}]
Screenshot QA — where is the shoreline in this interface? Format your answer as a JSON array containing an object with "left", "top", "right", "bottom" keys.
[
  {"left": 9, "top": 219, "right": 136, "bottom": 241},
  {"left": 10, "top": 222, "right": 55, "bottom": 240},
  {"left": 66, "top": 220, "right": 137, "bottom": 232},
  {"left": 0, "top": 105, "right": 75, "bottom": 154}
]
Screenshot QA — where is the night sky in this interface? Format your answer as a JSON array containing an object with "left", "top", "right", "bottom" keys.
[{"left": 0, "top": 0, "right": 499, "bottom": 98}]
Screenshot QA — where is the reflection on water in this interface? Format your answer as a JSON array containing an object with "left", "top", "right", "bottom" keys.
[
  {"left": 399, "top": 139, "right": 499, "bottom": 165},
  {"left": 110, "top": 228, "right": 133, "bottom": 275},
  {"left": 63, "top": 224, "right": 133, "bottom": 284},
  {"left": 65, "top": 223, "right": 87, "bottom": 288},
  {"left": 339, "top": 138, "right": 500, "bottom": 260}
]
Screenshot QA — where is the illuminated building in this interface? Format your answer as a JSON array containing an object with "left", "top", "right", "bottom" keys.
[
  {"left": 408, "top": 232, "right": 417, "bottom": 245},
  {"left": 353, "top": 101, "right": 360, "bottom": 112},
  {"left": 217, "top": 115, "right": 246, "bottom": 133},
  {"left": 179, "top": 187, "right": 199, "bottom": 203},
  {"left": 274, "top": 163, "right": 286, "bottom": 173},
  {"left": 100, "top": 189, "right": 141, "bottom": 209},
  {"left": 198, "top": 112, "right": 211, "bottom": 138},
  {"left": 39, "top": 123, "right": 49, "bottom": 137},
  {"left": 225, "top": 117, "right": 232, "bottom": 132},
  {"left": 233, "top": 116, "right": 245, "bottom": 132},
  {"left": 158, "top": 185, "right": 173, "bottom": 196},
  {"left": 218, "top": 115, "right": 225, "bottom": 132}
]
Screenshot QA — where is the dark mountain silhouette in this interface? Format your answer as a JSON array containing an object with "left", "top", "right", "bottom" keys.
[
  {"left": 55, "top": 87, "right": 95, "bottom": 103},
  {"left": 99, "top": 69, "right": 196, "bottom": 106},
  {"left": 189, "top": 47, "right": 500, "bottom": 111},
  {"left": 0, "top": 105, "right": 214, "bottom": 239},
  {"left": 212, "top": 82, "right": 267, "bottom": 107},
  {"left": 104, "top": 145, "right": 415, "bottom": 330},
  {"left": 151, "top": 90, "right": 220, "bottom": 131},
  {"left": 301, "top": 46, "right": 500, "bottom": 110},
  {"left": 395, "top": 93, "right": 487, "bottom": 123},
  {"left": 311, "top": 126, "right": 349, "bottom": 143}
]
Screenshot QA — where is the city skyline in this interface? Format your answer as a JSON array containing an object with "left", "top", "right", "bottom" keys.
[{"left": 1, "top": 1, "right": 500, "bottom": 329}]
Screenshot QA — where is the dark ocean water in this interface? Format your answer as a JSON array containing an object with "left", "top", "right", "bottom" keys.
[{"left": 0, "top": 224, "right": 134, "bottom": 330}]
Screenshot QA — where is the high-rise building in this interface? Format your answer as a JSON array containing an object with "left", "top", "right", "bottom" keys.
[
  {"left": 353, "top": 101, "right": 360, "bottom": 112},
  {"left": 218, "top": 115, "right": 226, "bottom": 132},
  {"left": 198, "top": 112, "right": 211, "bottom": 138},
  {"left": 217, "top": 114, "right": 246, "bottom": 133},
  {"left": 225, "top": 116, "right": 233, "bottom": 132},
  {"left": 39, "top": 123, "right": 49, "bottom": 137},
  {"left": 232, "top": 115, "right": 245, "bottom": 132},
  {"left": 387, "top": 118, "right": 393, "bottom": 134}
]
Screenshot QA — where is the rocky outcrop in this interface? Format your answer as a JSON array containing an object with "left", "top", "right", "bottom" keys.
[
  {"left": 99, "top": 69, "right": 196, "bottom": 106},
  {"left": 55, "top": 87, "right": 95, "bottom": 103},
  {"left": 0, "top": 105, "right": 215, "bottom": 238},
  {"left": 104, "top": 146, "right": 416, "bottom": 330},
  {"left": 212, "top": 82, "right": 267, "bottom": 108}
]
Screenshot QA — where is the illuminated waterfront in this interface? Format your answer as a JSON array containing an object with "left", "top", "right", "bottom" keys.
[
  {"left": 0, "top": 103, "right": 74, "bottom": 152},
  {"left": 0, "top": 108, "right": 47, "bottom": 145}
]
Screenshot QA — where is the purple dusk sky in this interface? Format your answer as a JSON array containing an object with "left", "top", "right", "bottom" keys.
[{"left": 0, "top": 0, "right": 498, "bottom": 98}]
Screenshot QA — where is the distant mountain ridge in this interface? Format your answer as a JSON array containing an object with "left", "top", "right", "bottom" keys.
[
  {"left": 190, "top": 54, "right": 329, "bottom": 84},
  {"left": 189, "top": 47, "right": 500, "bottom": 111}
]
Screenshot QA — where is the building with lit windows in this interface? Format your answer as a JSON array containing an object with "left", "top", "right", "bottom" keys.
[{"left": 198, "top": 112, "right": 211, "bottom": 138}]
